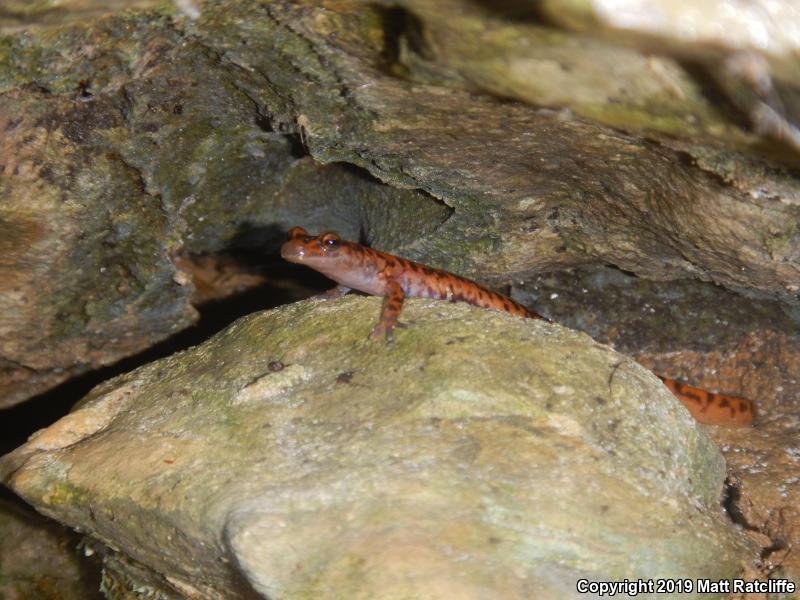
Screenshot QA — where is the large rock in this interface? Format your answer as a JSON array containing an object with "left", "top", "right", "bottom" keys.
[
  {"left": 211, "top": 0, "right": 800, "bottom": 298},
  {"left": 2, "top": 298, "right": 754, "bottom": 598},
  {"left": 379, "top": 0, "right": 800, "bottom": 151}
]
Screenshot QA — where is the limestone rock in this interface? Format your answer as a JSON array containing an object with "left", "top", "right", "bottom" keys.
[
  {"left": 0, "top": 0, "right": 161, "bottom": 32},
  {"left": 2, "top": 298, "right": 755, "bottom": 598},
  {"left": 377, "top": 0, "right": 800, "bottom": 152},
  {"left": 199, "top": 0, "right": 800, "bottom": 297},
  {"left": 539, "top": 0, "right": 800, "bottom": 79}
]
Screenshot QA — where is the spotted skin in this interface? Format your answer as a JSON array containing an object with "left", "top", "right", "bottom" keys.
[
  {"left": 281, "top": 227, "right": 755, "bottom": 427},
  {"left": 659, "top": 377, "right": 754, "bottom": 427},
  {"left": 280, "top": 226, "right": 539, "bottom": 341}
]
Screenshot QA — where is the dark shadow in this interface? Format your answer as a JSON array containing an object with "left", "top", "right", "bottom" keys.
[
  {"left": 462, "top": 0, "right": 547, "bottom": 22},
  {"left": 0, "top": 489, "right": 105, "bottom": 598},
  {"left": 249, "top": 102, "right": 307, "bottom": 159},
  {"left": 371, "top": 4, "right": 434, "bottom": 75},
  {"left": 721, "top": 479, "right": 759, "bottom": 532},
  {"left": 677, "top": 60, "right": 752, "bottom": 130}
]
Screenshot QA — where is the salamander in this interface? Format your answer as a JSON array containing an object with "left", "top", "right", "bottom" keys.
[{"left": 281, "top": 227, "right": 755, "bottom": 427}]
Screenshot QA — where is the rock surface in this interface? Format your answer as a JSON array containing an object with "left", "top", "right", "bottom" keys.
[{"left": 1, "top": 298, "right": 755, "bottom": 599}]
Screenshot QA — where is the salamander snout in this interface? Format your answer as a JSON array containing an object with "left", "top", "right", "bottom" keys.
[{"left": 280, "top": 238, "right": 305, "bottom": 262}]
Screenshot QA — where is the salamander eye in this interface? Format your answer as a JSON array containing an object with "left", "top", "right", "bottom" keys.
[
  {"left": 320, "top": 232, "right": 341, "bottom": 249},
  {"left": 288, "top": 226, "right": 308, "bottom": 240}
]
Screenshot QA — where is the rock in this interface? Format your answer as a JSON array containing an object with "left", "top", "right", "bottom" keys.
[
  {"left": 0, "top": 496, "right": 102, "bottom": 599},
  {"left": 2, "top": 298, "right": 755, "bottom": 598},
  {"left": 558, "top": 0, "right": 800, "bottom": 153},
  {"left": 0, "top": 84, "right": 197, "bottom": 408},
  {"left": 539, "top": 0, "right": 800, "bottom": 79},
  {"left": 369, "top": 0, "right": 743, "bottom": 142},
  {"left": 199, "top": 0, "right": 800, "bottom": 298},
  {"left": 379, "top": 0, "right": 800, "bottom": 152},
  {"left": 0, "top": 1, "right": 162, "bottom": 32},
  {"left": 0, "top": 9, "right": 446, "bottom": 406}
]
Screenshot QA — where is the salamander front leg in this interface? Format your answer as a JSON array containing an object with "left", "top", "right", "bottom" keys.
[
  {"left": 311, "top": 284, "right": 351, "bottom": 300},
  {"left": 370, "top": 280, "right": 405, "bottom": 343}
]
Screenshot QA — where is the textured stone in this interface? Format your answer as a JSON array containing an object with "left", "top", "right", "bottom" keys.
[
  {"left": 199, "top": 1, "right": 800, "bottom": 295},
  {"left": 2, "top": 298, "right": 755, "bottom": 599}
]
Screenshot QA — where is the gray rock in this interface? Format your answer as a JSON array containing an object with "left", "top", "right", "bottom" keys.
[{"left": 2, "top": 298, "right": 755, "bottom": 599}]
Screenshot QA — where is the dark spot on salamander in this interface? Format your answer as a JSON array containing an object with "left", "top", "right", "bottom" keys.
[
  {"left": 717, "top": 397, "right": 730, "bottom": 408},
  {"left": 681, "top": 391, "right": 704, "bottom": 404},
  {"left": 268, "top": 361, "right": 285, "bottom": 372},
  {"left": 739, "top": 401, "right": 749, "bottom": 413}
]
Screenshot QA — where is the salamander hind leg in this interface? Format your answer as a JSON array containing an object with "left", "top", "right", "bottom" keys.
[{"left": 370, "top": 280, "right": 405, "bottom": 343}]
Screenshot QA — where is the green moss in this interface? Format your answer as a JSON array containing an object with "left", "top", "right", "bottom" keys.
[
  {"left": 763, "top": 218, "right": 799, "bottom": 258},
  {"left": 44, "top": 482, "right": 91, "bottom": 508},
  {"left": 0, "top": 35, "right": 50, "bottom": 90}
]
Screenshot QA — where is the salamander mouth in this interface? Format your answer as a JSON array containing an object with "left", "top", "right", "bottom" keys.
[{"left": 280, "top": 240, "right": 307, "bottom": 262}]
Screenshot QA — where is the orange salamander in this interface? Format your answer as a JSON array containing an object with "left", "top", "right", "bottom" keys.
[{"left": 281, "top": 227, "right": 755, "bottom": 427}]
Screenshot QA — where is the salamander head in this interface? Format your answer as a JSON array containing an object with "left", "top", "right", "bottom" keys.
[{"left": 281, "top": 227, "right": 343, "bottom": 266}]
